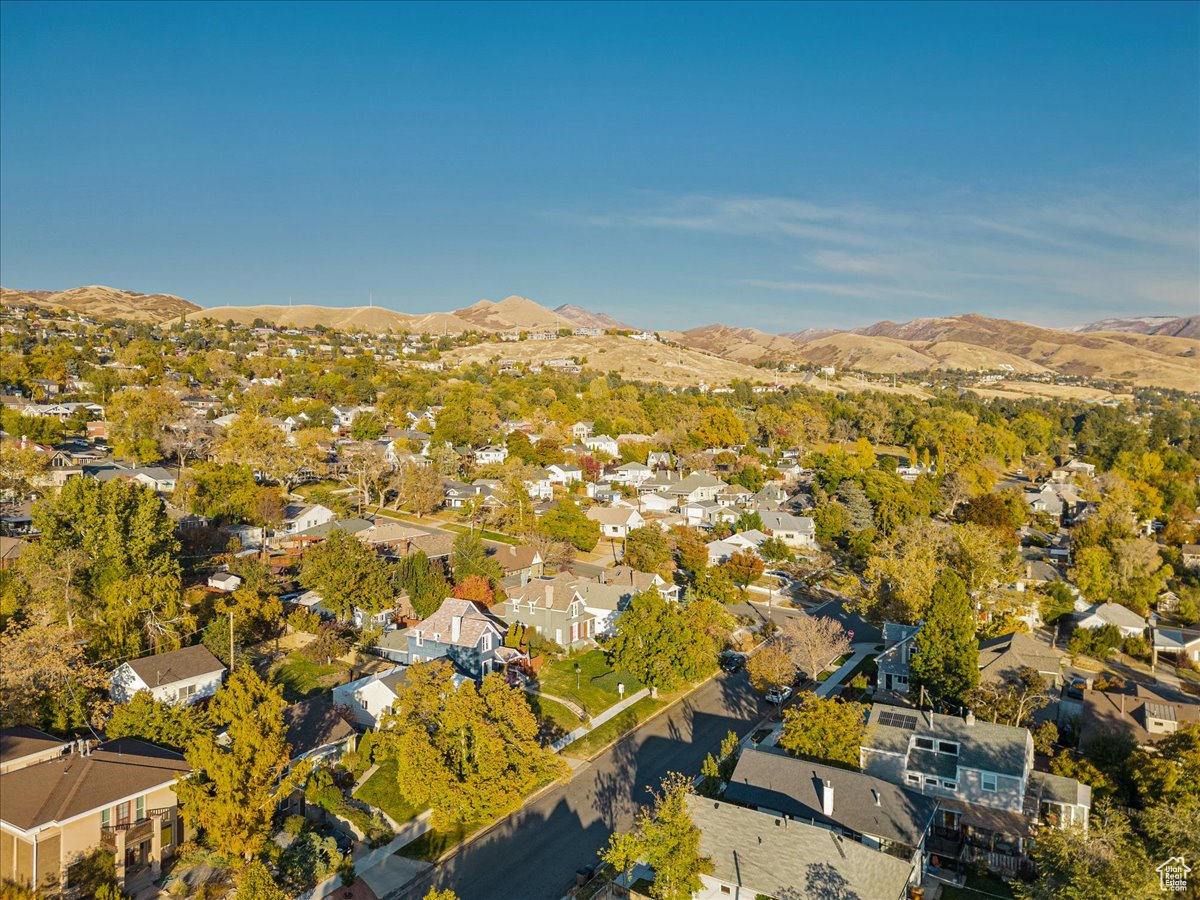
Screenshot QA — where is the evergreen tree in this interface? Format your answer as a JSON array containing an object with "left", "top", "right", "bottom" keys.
[
  {"left": 910, "top": 570, "right": 979, "bottom": 706},
  {"left": 300, "top": 528, "right": 392, "bottom": 622}
]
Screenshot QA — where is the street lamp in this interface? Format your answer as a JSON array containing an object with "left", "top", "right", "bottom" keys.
[{"left": 575, "top": 662, "right": 582, "bottom": 690}]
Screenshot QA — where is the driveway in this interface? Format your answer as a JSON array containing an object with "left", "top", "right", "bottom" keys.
[{"left": 385, "top": 671, "right": 763, "bottom": 900}]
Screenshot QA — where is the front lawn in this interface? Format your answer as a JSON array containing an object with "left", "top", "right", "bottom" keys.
[
  {"left": 353, "top": 759, "right": 428, "bottom": 825},
  {"left": 398, "top": 819, "right": 484, "bottom": 862},
  {"left": 537, "top": 650, "right": 643, "bottom": 717},
  {"left": 562, "top": 696, "right": 666, "bottom": 759},
  {"left": 941, "top": 872, "right": 1017, "bottom": 899},
  {"left": 525, "top": 694, "right": 584, "bottom": 744},
  {"left": 441, "top": 522, "right": 523, "bottom": 545},
  {"left": 271, "top": 653, "right": 348, "bottom": 702}
]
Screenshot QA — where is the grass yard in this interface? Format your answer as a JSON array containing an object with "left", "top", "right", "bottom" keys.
[
  {"left": 441, "top": 522, "right": 523, "bottom": 545},
  {"left": 525, "top": 694, "right": 584, "bottom": 744},
  {"left": 398, "top": 820, "right": 484, "bottom": 863},
  {"left": 353, "top": 759, "right": 428, "bottom": 825},
  {"left": 562, "top": 696, "right": 666, "bottom": 759},
  {"left": 940, "top": 872, "right": 1018, "bottom": 899},
  {"left": 271, "top": 653, "right": 348, "bottom": 702},
  {"left": 537, "top": 650, "right": 643, "bottom": 717}
]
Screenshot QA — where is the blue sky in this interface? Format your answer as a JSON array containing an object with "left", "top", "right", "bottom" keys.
[{"left": 2, "top": 1, "right": 1197, "bottom": 331}]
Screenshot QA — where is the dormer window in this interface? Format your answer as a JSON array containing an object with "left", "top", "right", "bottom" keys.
[
  {"left": 938, "top": 741, "right": 959, "bottom": 756},
  {"left": 915, "top": 737, "right": 935, "bottom": 751}
]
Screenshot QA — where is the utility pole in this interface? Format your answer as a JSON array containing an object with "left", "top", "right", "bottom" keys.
[{"left": 229, "top": 609, "right": 235, "bottom": 670}]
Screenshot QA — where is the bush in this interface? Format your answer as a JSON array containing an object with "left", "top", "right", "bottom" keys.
[
  {"left": 284, "top": 814, "right": 306, "bottom": 836},
  {"left": 288, "top": 607, "right": 322, "bottom": 634},
  {"left": 1121, "top": 634, "right": 1149, "bottom": 661},
  {"left": 1068, "top": 624, "right": 1122, "bottom": 659}
]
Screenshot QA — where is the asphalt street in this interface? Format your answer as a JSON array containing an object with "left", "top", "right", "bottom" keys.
[{"left": 388, "top": 670, "right": 763, "bottom": 900}]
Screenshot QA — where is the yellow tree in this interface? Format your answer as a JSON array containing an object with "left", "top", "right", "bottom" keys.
[{"left": 107, "top": 387, "right": 181, "bottom": 463}]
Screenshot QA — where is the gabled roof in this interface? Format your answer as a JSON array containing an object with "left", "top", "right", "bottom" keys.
[
  {"left": 0, "top": 738, "right": 189, "bottom": 831},
  {"left": 725, "top": 747, "right": 937, "bottom": 848},
  {"left": 0, "top": 726, "right": 69, "bottom": 769},
  {"left": 490, "top": 543, "right": 542, "bottom": 573},
  {"left": 759, "top": 510, "right": 815, "bottom": 533},
  {"left": 415, "top": 597, "right": 503, "bottom": 647},
  {"left": 977, "top": 631, "right": 1066, "bottom": 684},
  {"left": 505, "top": 573, "right": 583, "bottom": 612},
  {"left": 688, "top": 796, "right": 915, "bottom": 900},
  {"left": 123, "top": 645, "right": 226, "bottom": 689},
  {"left": 1079, "top": 601, "right": 1146, "bottom": 630},
  {"left": 586, "top": 506, "right": 642, "bottom": 526},
  {"left": 283, "top": 696, "right": 355, "bottom": 760},
  {"left": 863, "top": 703, "right": 1030, "bottom": 778}
]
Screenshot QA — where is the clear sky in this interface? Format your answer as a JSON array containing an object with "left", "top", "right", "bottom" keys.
[{"left": 2, "top": 1, "right": 1197, "bottom": 331}]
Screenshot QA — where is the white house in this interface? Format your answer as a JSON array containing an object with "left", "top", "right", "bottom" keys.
[
  {"left": 586, "top": 505, "right": 645, "bottom": 539},
  {"left": 524, "top": 469, "right": 555, "bottom": 501},
  {"left": 1075, "top": 601, "right": 1147, "bottom": 639},
  {"left": 583, "top": 434, "right": 619, "bottom": 456},
  {"left": 636, "top": 492, "right": 675, "bottom": 514},
  {"left": 611, "top": 461, "right": 653, "bottom": 488},
  {"left": 758, "top": 510, "right": 817, "bottom": 549},
  {"left": 110, "top": 645, "right": 226, "bottom": 706},
  {"left": 281, "top": 503, "right": 337, "bottom": 534},
  {"left": 331, "top": 666, "right": 410, "bottom": 727},
  {"left": 207, "top": 572, "right": 243, "bottom": 592},
  {"left": 1152, "top": 628, "right": 1200, "bottom": 663},
  {"left": 474, "top": 445, "right": 509, "bottom": 466},
  {"left": 546, "top": 463, "right": 583, "bottom": 485}
]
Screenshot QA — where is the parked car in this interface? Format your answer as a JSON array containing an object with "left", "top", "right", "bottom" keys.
[
  {"left": 765, "top": 685, "right": 793, "bottom": 705},
  {"left": 719, "top": 651, "right": 746, "bottom": 673},
  {"left": 1067, "top": 675, "right": 1088, "bottom": 700}
]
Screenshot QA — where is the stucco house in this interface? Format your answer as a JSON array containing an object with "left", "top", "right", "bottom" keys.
[
  {"left": 586, "top": 505, "right": 645, "bottom": 539},
  {"left": 110, "top": 646, "right": 226, "bottom": 707},
  {"left": 0, "top": 732, "right": 191, "bottom": 895},
  {"left": 758, "top": 510, "right": 817, "bottom": 549}
]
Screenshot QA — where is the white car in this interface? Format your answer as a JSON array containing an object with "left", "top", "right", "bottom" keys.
[{"left": 764, "top": 685, "right": 793, "bottom": 705}]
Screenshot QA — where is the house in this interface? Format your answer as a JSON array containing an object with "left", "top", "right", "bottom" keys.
[
  {"left": 1151, "top": 627, "right": 1200, "bottom": 663},
  {"left": 545, "top": 463, "right": 583, "bottom": 485},
  {"left": 1080, "top": 682, "right": 1200, "bottom": 749},
  {"left": 282, "top": 696, "right": 356, "bottom": 767},
  {"left": 1181, "top": 544, "right": 1200, "bottom": 573},
  {"left": 977, "top": 631, "right": 1068, "bottom": 688},
  {"left": 494, "top": 573, "right": 598, "bottom": 649},
  {"left": 635, "top": 492, "right": 674, "bottom": 514},
  {"left": 473, "top": 445, "right": 508, "bottom": 466},
  {"left": 0, "top": 536, "right": 27, "bottom": 571},
  {"left": 1156, "top": 590, "right": 1182, "bottom": 614},
  {"left": 524, "top": 468, "right": 554, "bottom": 501},
  {"left": 0, "top": 734, "right": 191, "bottom": 895},
  {"left": 206, "top": 571, "right": 242, "bottom": 593},
  {"left": 586, "top": 505, "right": 644, "bottom": 539},
  {"left": 610, "top": 461, "right": 652, "bottom": 488},
  {"left": 130, "top": 467, "right": 177, "bottom": 495},
  {"left": 686, "top": 796, "right": 917, "bottom": 900},
  {"left": 376, "top": 598, "right": 505, "bottom": 679},
  {"left": 860, "top": 704, "right": 1090, "bottom": 859},
  {"left": 442, "top": 479, "right": 486, "bottom": 509},
  {"left": 110, "top": 646, "right": 227, "bottom": 707},
  {"left": 877, "top": 623, "right": 922, "bottom": 695},
  {"left": 570, "top": 421, "right": 593, "bottom": 441},
  {"left": 600, "top": 564, "right": 681, "bottom": 602},
  {"left": 716, "top": 483, "right": 753, "bottom": 507},
  {"left": 583, "top": 434, "right": 619, "bottom": 456},
  {"left": 1074, "top": 600, "right": 1147, "bottom": 639},
  {"left": 724, "top": 747, "right": 938, "bottom": 883},
  {"left": 331, "top": 666, "right": 410, "bottom": 728},
  {"left": 1050, "top": 459, "right": 1096, "bottom": 482},
  {"left": 491, "top": 544, "right": 544, "bottom": 587},
  {"left": 280, "top": 503, "right": 337, "bottom": 534},
  {"left": 752, "top": 484, "right": 790, "bottom": 509},
  {"left": 573, "top": 580, "right": 630, "bottom": 638},
  {"left": 1023, "top": 485, "right": 1064, "bottom": 518},
  {"left": 664, "top": 472, "right": 724, "bottom": 505},
  {"left": 646, "top": 450, "right": 673, "bottom": 470},
  {"left": 758, "top": 510, "right": 817, "bottom": 549}
]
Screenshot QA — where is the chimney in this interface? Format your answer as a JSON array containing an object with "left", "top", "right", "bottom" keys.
[
  {"left": 545, "top": 585, "right": 554, "bottom": 607},
  {"left": 965, "top": 710, "right": 976, "bottom": 727},
  {"left": 1025, "top": 561, "right": 1033, "bottom": 580},
  {"left": 821, "top": 780, "right": 834, "bottom": 816},
  {"left": 451, "top": 615, "right": 462, "bottom": 643}
]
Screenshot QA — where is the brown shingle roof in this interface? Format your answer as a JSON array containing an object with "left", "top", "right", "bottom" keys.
[
  {"left": 0, "top": 738, "right": 189, "bottom": 831},
  {"left": 0, "top": 726, "right": 69, "bottom": 767},
  {"left": 123, "top": 645, "right": 225, "bottom": 689},
  {"left": 283, "top": 696, "right": 355, "bottom": 760},
  {"left": 490, "top": 543, "right": 541, "bottom": 573}
]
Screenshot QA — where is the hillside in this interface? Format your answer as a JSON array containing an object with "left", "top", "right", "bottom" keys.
[
  {"left": 188, "top": 304, "right": 474, "bottom": 333},
  {"left": 664, "top": 324, "right": 809, "bottom": 365},
  {"left": 1, "top": 285, "right": 200, "bottom": 323},
  {"left": 453, "top": 296, "right": 574, "bottom": 331},
  {"left": 1078, "top": 314, "right": 1200, "bottom": 339},
  {"left": 554, "top": 304, "right": 632, "bottom": 330}
]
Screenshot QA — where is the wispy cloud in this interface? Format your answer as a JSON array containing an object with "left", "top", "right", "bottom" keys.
[{"left": 571, "top": 183, "right": 1199, "bottom": 327}]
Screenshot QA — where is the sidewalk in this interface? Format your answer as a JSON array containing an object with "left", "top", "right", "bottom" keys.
[
  {"left": 550, "top": 687, "right": 651, "bottom": 752},
  {"left": 815, "top": 642, "right": 875, "bottom": 698},
  {"left": 299, "top": 811, "right": 434, "bottom": 900}
]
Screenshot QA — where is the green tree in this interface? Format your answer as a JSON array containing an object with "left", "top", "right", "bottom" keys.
[
  {"left": 300, "top": 529, "right": 392, "bottom": 623},
  {"left": 377, "top": 661, "right": 568, "bottom": 829},
  {"left": 451, "top": 529, "right": 502, "bottom": 584},
  {"left": 1016, "top": 804, "right": 1156, "bottom": 900},
  {"left": 699, "top": 731, "right": 741, "bottom": 798},
  {"left": 392, "top": 460, "right": 444, "bottom": 516},
  {"left": 722, "top": 549, "right": 764, "bottom": 593},
  {"left": 94, "top": 573, "right": 194, "bottom": 659},
  {"left": 777, "top": 695, "right": 870, "bottom": 766},
  {"left": 106, "top": 691, "right": 210, "bottom": 752},
  {"left": 964, "top": 667, "right": 1050, "bottom": 728},
  {"left": 600, "top": 772, "right": 712, "bottom": 900},
  {"left": 34, "top": 477, "right": 180, "bottom": 598},
  {"left": 624, "top": 526, "right": 672, "bottom": 574},
  {"left": 538, "top": 497, "right": 600, "bottom": 551},
  {"left": 910, "top": 570, "right": 978, "bottom": 706},
  {"left": 106, "top": 387, "right": 181, "bottom": 463},
  {"left": 0, "top": 621, "right": 110, "bottom": 732},
  {"left": 174, "top": 667, "right": 308, "bottom": 860},
  {"left": 733, "top": 510, "right": 763, "bottom": 534},
  {"left": 349, "top": 410, "right": 385, "bottom": 440},
  {"left": 608, "top": 589, "right": 730, "bottom": 692},
  {"left": 394, "top": 549, "right": 450, "bottom": 619}
]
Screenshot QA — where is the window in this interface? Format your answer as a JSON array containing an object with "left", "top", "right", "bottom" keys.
[
  {"left": 906, "top": 774, "right": 920, "bottom": 785},
  {"left": 942, "top": 781, "right": 957, "bottom": 791},
  {"left": 720, "top": 887, "right": 731, "bottom": 895},
  {"left": 101, "top": 808, "right": 111, "bottom": 828},
  {"left": 482, "top": 633, "right": 492, "bottom": 651},
  {"left": 982, "top": 773, "right": 998, "bottom": 792},
  {"left": 924, "top": 776, "right": 937, "bottom": 788},
  {"left": 895, "top": 675, "right": 909, "bottom": 685},
  {"left": 135, "top": 796, "right": 145, "bottom": 820},
  {"left": 938, "top": 741, "right": 959, "bottom": 756},
  {"left": 415, "top": 630, "right": 423, "bottom": 647},
  {"left": 178, "top": 684, "right": 197, "bottom": 701},
  {"left": 915, "top": 737, "right": 935, "bottom": 751}
]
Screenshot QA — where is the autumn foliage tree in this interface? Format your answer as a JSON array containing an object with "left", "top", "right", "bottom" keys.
[
  {"left": 378, "top": 661, "right": 568, "bottom": 829},
  {"left": 454, "top": 575, "right": 495, "bottom": 606},
  {"left": 778, "top": 695, "right": 870, "bottom": 766}
]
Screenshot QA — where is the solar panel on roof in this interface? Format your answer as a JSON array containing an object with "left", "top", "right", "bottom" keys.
[{"left": 878, "top": 711, "right": 918, "bottom": 730}]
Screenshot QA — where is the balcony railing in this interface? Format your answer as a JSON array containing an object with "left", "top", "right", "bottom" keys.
[{"left": 100, "top": 817, "right": 154, "bottom": 848}]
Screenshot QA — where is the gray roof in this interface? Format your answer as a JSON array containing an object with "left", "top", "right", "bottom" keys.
[
  {"left": 688, "top": 797, "right": 914, "bottom": 900},
  {"left": 1031, "top": 772, "right": 1091, "bottom": 809},
  {"left": 124, "top": 645, "right": 226, "bottom": 688},
  {"left": 863, "top": 703, "right": 1030, "bottom": 778},
  {"left": 758, "top": 510, "right": 815, "bottom": 533},
  {"left": 724, "top": 747, "right": 937, "bottom": 848},
  {"left": 977, "top": 631, "right": 1066, "bottom": 684}
]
